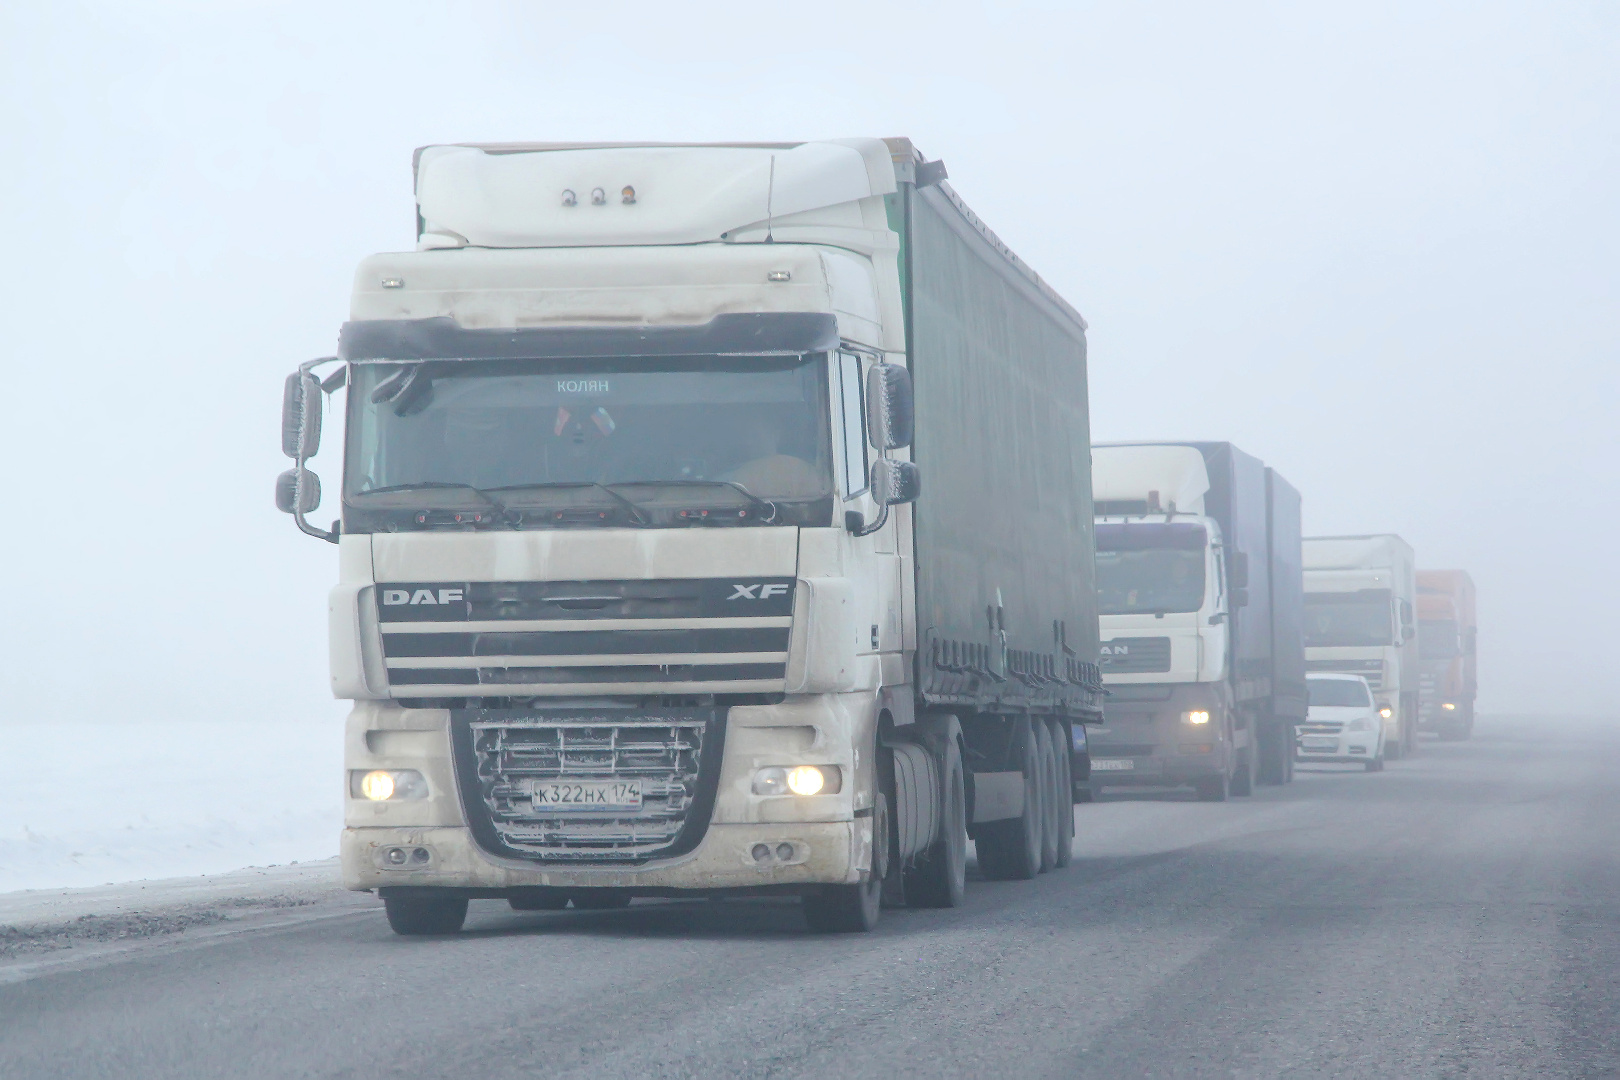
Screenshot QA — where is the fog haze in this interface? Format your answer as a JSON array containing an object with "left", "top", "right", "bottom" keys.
[{"left": 2, "top": 1, "right": 1614, "bottom": 725}]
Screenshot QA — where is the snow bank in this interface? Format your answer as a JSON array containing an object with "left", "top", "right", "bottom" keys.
[{"left": 0, "top": 718, "right": 342, "bottom": 894}]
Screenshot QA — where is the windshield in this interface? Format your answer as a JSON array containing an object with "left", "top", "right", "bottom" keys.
[
  {"left": 1308, "top": 678, "right": 1372, "bottom": 707},
  {"left": 344, "top": 355, "right": 832, "bottom": 527},
  {"left": 1304, "top": 590, "right": 1393, "bottom": 647},
  {"left": 1419, "top": 618, "right": 1461, "bottom": 660},
  {"left": 1094, "top": 523, "right": 1208, "bottom": 615}
]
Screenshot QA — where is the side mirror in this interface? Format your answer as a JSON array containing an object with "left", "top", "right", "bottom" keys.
[
  {"left": 865, "top": 363, "right": 914, "bottom": 450},
  {"left": 276, "top": 468, "right": 322, "bottom": 514},
  {"left": 282, "top": 372, "right": 323, "bottom": 459},
  {"left": 1230, "top": 587, "right": 1250, "bottom": 609},
  {"left": 870, "top": 458, "right": 921, "bottom": 506},
  {"left": 1227, "top": 551, "right": 1250, "bottom": 589}
]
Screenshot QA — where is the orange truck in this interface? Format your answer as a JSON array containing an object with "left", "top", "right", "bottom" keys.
[{"left": 1416, "top": 570, "right": 1477, "bottom": 740}]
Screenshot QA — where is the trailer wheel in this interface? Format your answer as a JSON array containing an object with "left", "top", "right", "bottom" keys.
[
  {"left": 1050, "top": 720, "right": 1075, "bottom": 868},
  {"left": 1231, "top": 744, "right": 1255, "bottom": 796},
  {"left": 905, "top": 738, "right": 967, "bottom": 907},
  {"left": 1035, "top": 722, "right": 1061, "bottom": 872},
  {"left": 976, "top": 718, "right": 1042, "bottom": 881},
  {"left": 383, "top": 895, "right": 467, "bottom": 935},
  {"left": 508, "top": 888, "right": 570, "bottom": 911},
  {"left": 804, "top": 793, "right": 887, "bottom": 933}
]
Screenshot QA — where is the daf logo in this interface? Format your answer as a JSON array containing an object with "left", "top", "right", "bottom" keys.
[
  {"left": 382, "top": 588, "right": 465, "bottom": 606},
  {"left": 728, "top": 583, "right": 790, "bottom": 600}
]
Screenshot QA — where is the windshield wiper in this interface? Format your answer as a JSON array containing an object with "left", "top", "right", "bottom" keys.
[
  {"left": 631, "top": 479, "right": 778, "bottom": 523},
  {"left": 482, "top": 481, "right": 652, "bottom": 527},
  {"left": 355, "top": 481, "right": 517, "bottom": 526}
]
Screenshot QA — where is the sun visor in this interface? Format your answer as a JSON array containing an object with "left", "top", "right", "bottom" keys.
[
  {"left": 1092, "top": 445, "right": 1211, "bottom": 515},
  {"left": 339, "top": 312, "right": 840, "bottom": 361}
]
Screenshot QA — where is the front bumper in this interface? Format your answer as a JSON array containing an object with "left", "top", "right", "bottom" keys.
[
  {"left": 340, "top": 693, "right": 877, "bottom": 893},
  {"left": 342, "top": 820, "right": 862, "bottom": 893},
  {"left": 1295, "top": 735, "right": 1379, "bottom": 763}
]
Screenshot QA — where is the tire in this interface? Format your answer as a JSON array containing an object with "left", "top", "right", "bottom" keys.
[
  {"left": 1195, "top": 769, "right": 1230, "bottom": 802},
  {"left": 1256, "top": 720, "right": 1286, "bottom": 785},
  {"left": 1035, "top": 721, "right": 1060, "bottom": 872},
  {"left": 384, "top": 895, "right": 468, "bottom": 935},
  {"left": 1384, "top": 734, "right": 1403, "bottom": 761},
  {"left": 805, "top": 793, "right": 887, "bottom": 932},
  {"left": 570, "top": 891, "right": 632, "bottom": 910},
  {"left": 1050, "top": 720, "right": 1075, "bottom": 868},
  {"left": 975, "top": 718, "right": 1042, "bottom": 881},
  {"left": 1364, "top": 756, "right": 1383, "bottom": 772},
  {"left": 1231, "top": 743, "right": 1254, "bottom": 797},
  {"left": 1074, "top": 785, "right": 1096, "bottom": 804},
  {"left": 1438, "top": 721, "right": 1466, "bottom": 742},
  {"left": 905, "top": 734, "right": 967, "bottom": 908},
  {"left": 508, "top": 888, "right": 570, "bottom": 911}
]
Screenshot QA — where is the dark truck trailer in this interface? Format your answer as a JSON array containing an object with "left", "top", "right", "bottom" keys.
[
  {"left": 1089, "top": 441, "right": 1305, "bottom": 797},
  {"left": 889, "top": 145, "right": 1106, "bottom": 877}
]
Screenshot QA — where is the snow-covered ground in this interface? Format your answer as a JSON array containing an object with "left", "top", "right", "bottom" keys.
[{"left": 0, "top": 718, "right": 342, "bottom": 894}]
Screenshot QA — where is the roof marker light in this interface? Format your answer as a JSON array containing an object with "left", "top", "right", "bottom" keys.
[
  {"left": 768, "top": 271, "right": 791, "bottom": 282},
  {"left": 561, "top": 189, "right": 577, "bottom": 207},
  {"left": 621, "top": 185, "right": 636, "bottom": 204},
  {"left": 591, "top": 187, "right": 606, "bottom": 205}
]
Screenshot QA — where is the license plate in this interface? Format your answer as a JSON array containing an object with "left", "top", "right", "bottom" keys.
[
  {"left": 531, "top": 780, "right": 643, "bottom": 811},
  {"left": 1301, "top": 738, "right": 1337, "bottom": 751},
  {"left": 1091, "top": 758, "right": 1135, "bottom": 771}
]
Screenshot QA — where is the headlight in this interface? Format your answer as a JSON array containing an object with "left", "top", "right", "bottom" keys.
[
  {"left": 351, "top": 769, "right": 429, "bottom": 801},
  {"left": 1345, "top": 718, "right": 1369, "bottom": 732},
  {"left": 1183, "top": 710, "right": 1211, "bottom": 725},
  {"left": 1441, "top": 702, "right": 1457, "bottom": 711},
  {"left": 752, "top": 765, "right": 843, "bottom": 796},
  {"left": 1378, "top": 705, "right": 1393, "bottom": 719}
]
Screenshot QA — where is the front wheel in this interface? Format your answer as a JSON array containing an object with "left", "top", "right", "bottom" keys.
[
  {"left": 1195, "top": 770, "right": 1230, "bottom": 802},
  {"left": 804, "top": 793, "right": 887, "bottom": 932},
  {"left": 905, "top": 736, "right": 967, "bottom": 908},
  {"left": 384, "top": 895, "right": 468, "bottom": 936}
]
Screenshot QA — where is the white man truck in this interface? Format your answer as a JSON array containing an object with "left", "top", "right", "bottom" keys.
[
  {"left": 1087, "top": 443, "right": 1306, "bottom": 800},
  {"left": 277, "top": 139, "right": 1105, "bottom": 935},
  {"left": 1302, "top": 535, "right": 1420, "bottom": 759}
]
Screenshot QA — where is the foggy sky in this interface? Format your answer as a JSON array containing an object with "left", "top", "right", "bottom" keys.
[{"left": 1, "top": 1, "right": 1614, "bottom": 722}]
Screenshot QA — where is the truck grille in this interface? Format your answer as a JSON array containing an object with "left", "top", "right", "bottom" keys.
[
  {"left": 450, "top": 707, "right": 724, "bottom": 864},
  {"left": 1100, "top": 637, "right": 1172, "bottom": 674},
  {"left": 377, "top": 579, "right": 793, "bottom": 698},
  {"left": 1307, "top": 659, "right": 1383, "bottom": 688}
]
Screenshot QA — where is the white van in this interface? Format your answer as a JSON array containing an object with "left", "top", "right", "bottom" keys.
[{"left": 1298, "top": 674, "right": 1385, "bottom": 772}]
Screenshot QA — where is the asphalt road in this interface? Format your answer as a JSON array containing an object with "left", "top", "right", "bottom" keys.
[{"left": 3, "top": 714, "right": 1618, "bottom": 1079}]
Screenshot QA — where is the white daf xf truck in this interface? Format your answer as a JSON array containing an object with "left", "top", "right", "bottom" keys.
[
  {"left": 1302, "top": 535, "right": 1420, "bottom": 759},
  {"left": 277, "top": 139, "right": 1105, "bottom": 935},
  {"left": 1088, "top": 443, "right": 1306, "bottom": 800}
]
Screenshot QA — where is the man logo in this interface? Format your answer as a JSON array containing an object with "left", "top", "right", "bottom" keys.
[
  {"left": 728, "top": 583, "right": 791, "bottom": 601},
  {"left": 382, "top": 588, "right": 465, "bottom": 606}
]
